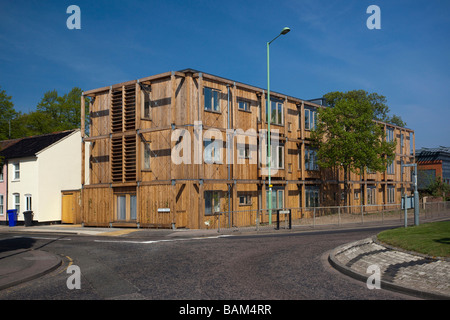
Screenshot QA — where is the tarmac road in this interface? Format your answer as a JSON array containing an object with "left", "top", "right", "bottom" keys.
[{"left": 0, "top": 225, "right": 419, "bottom": 301}]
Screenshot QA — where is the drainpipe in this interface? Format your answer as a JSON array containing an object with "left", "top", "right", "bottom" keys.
[{"left": 227, "top": 84, "right": 231, "bottom": 228}]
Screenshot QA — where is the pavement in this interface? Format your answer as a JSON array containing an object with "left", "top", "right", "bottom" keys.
[{"left": 1, "top": 223, "right": 449, "bottom": 299}]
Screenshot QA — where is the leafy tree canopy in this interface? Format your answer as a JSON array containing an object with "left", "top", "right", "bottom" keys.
[
  {"left": 311, "top": 90, "right": 397, "bottom": 204},
  {"left": 324, "top": 90, "right": 407, "bottom": 127},
  {"left": 0, "top": 86, "right": 88, "bottom": 140}
]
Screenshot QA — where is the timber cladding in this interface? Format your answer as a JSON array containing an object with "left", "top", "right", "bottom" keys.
[{"left": 81, "top": 69, "right": 415, "bottom": 229}]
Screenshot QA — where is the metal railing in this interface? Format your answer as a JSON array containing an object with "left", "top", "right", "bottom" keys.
[{"left": 211, "top": 201, "right": 450, "bottom": 233}]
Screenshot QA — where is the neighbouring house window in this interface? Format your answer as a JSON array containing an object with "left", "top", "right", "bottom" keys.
[
  {"left": 0, "top": 194, "right": 3, "bottom": 215},
  {"left": 266, "top": 99, "right": 284, "bottom": 125},
  {"left": 304, "top": 107, "right": 317, "bottom": 131},
  {"left": 305, "top": 147, "right": 319, "bottom": 171},
  {"left": 305, "top": 186, "right": 320, "bottom": 208},
  {"left": 387, "top": 186, "right": 395, "bottom": 204},
  {"left": 25, "top": 194, "right": 32, "bottom": 211},
  {"left": 205, "top": 191, "right": 220, "bottom": 215},
  {"left": 143, "top": 142, "right": 151, "bottom": 170},
  {"left": 204, "top": 87, "right": 221, "bottom": 112},
  {"left": 116, "top": 194, "right": 137, "bottom": 221},
  {"left": 13, "top": 163, "right": 20, "bottom": 180},
  {"left": 387, "top": 160, "right": 395, "bottom": 175},
  {"left": 140, "top": 84, "right": 151, "bottom": 119},
  {"left": 0, "top": 166, "right": 3, "bottom": 181},
  {"left": 239, "top": 194, "right": 251, "bottom": 206},
  {"left": 266, "top": 188, "right": 284, "bottom": 209},
  {"left": 367, "top": 186, "right": 376, "bottom": 205},
  {"left": 238, "top": 100, "right": 250, "bottom": 112},
  {"left": 13, "top": 193, "right": 20, "bottom": 212}
]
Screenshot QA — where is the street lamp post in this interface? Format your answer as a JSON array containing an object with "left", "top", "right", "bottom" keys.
[{"left": 267, "top": 27, "right": 290, "bottom": 225}]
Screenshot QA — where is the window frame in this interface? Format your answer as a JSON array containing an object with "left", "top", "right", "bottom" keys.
[
  {"left": 304, "top": 108, "right": 317, "bottom": 131},
  {"left": 25, "top": 194, "right": 32, "bottom": 211},
  {"left": 140, "top": 84, "right": 152, "bottom": 120},
  {"left": 204, "top": 87, "right": 221, "bottom": 113},
  {"left": 0, "top": 194, "right": 3, "bottom": 215},
  {"left": 13, "top": 163, "right": 20, "bottom": 180},
  {"left": 238, "top": 194, "right": 252, "bottom": 206},
  {"left": 266, "top": 187, "right": 284, "bottom": 210},
  {"left": 305, "top": 147, "right": 319, "bottom": 171},
  {"left": 266, "top": 99, "right": 284, "bottom": 126},
  {"left": 237, "top": 99, "right": 250, "bottom": 112},
  {"left": 367, "top": 186, "right": 377, "bottom": 205},
  {"left": 115, "top": 193, "right": 137, "bottom": 221},
  {"left": 205, "top": 191, "right": 221, "bottom": 215},
  {"left": 305, "top": 186, "right": 320, "bottom": 208},
  {"left": 13, "top": 193, "right": 20, "bottom": 212}
]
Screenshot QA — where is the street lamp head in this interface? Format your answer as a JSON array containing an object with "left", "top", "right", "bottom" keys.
[{"left": 280, "top": 27, "right": 290, "bottom": 35}]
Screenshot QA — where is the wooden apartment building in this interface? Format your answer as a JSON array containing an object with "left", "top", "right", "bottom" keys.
[{"left": 81, "top": 69, "right": 415, "bottom": 229}]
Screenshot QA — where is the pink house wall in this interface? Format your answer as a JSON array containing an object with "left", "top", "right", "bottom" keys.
[{"left": 0, "top": 164, "right": 6, "bottom": 221}]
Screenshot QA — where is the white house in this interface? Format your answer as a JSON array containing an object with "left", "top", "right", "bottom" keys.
[{"left": 1, "top": 129, "right": 82, "bottom": 224}]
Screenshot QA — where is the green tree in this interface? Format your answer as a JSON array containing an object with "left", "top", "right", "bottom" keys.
[
  {"left": 17, "top": 87, "right": 89, "bottom": 136},
  {"left": 387, "top": 114, "right": 407, "bottom": 127},
  {"left": 426, "top": 177, "right": 450, "bottom": 200},
  {"left": 0, "top": 86, "right": 19, "bottom": 140},
  {"left": 311, "top": 91, "right": 396, "bottom": 206}
]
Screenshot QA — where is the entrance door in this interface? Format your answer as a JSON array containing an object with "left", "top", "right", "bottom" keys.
[{"left": 62, "top": 193, "right": 75, "bottom": 224}]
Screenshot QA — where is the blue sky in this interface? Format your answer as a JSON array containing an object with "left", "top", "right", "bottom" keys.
[{"left": 0, "top": 0, "right": 449, "bottom": 149}]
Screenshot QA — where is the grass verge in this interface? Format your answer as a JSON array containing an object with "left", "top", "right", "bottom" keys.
[{"left": 377, "top": 221, "right": 450, "bottom": 258}]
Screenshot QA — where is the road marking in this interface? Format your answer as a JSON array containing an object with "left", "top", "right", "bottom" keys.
[
  {"left": 93, "top": 234, "right": 233, "bottom": 244},
  {"left": 13, "top": 236, "right": 71, "bottom": 241},
  {"left": 97, "top": 229, "right": 139, "bottom": 237}
]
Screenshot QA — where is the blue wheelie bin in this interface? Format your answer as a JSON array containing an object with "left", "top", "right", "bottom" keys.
[{"left": 7, "top": 209, "right": 18, "bottom": 227}]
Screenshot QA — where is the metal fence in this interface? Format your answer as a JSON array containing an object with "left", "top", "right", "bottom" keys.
[{"left": 213, "top": 201, "right": 450, "bottom": 233}]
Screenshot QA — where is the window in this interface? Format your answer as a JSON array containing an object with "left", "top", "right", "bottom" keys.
[
  {"left": 266, "top": 188, "right": 284, "bottom": 209},
  {"left": 266, "top": 143, "right": 284, "bottom": 169},
  {"left": 25, "top": 194, "right": 32, "bottom": 211},
  {"left": 354, "top": 190, "right": 360, "bottom": 200},
  {"left": 116, "top": 194, "right": 137, "bottom": 221},
  {"left": 204, "top": 139, "right": 222, "bottom": 163},
  {"left": 238, "top": 144, "right": 251, "bottom": 159},
  {"left": 400, "top": 133, "right": 404, "bottom": 148},
  {"left": 205, "top": 191, "right": 220, "bottom": 215},
  {"left": 305, "top": 186, "right": 320, "bottom": 208},
  {"left": 13, "top": 193, "right": 20, "bottom": 212},
  {"left": 140, "top": 84, "right": 151, "bottom": 119},
  {"left": 238, "top": 100, "right": 250, "bottom": 112},
  {"left": 0, "top": 166, "right": 3, "bottom": 181},
  {"left": 0, "top": 194, "right": 3, "bottom": 215},
  {"left": 143, "top": 142, "right": 151, "bottom": 170},
  {"left": 204, "top": 87, "right": 221, "bottom": 112},
  {"left": 13, "top": 163, "right": 20, "bottom": 180},
  {"left": 387, "top": 160, "right": 395, "bottom": 175},
  {"left": 305, "top": 147, "right": 319, "bottom": 171},
  {"left": 266, "top": 99, "right": 284, "bottom": 125},
  {"left": 304, "top": 108, "right": 317, "bottom": 131},
  {"left": 387, "top": 186, "right": 395, "bottom": 204},
  {"left": 386, "top": 127, "right": 394, "bottom": 142},
  {"left": 239, "top": 194, "right": 251, "bottom": 206},
  {"left": 367, "top": 186, "right": 376, "bottom": 205}
]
